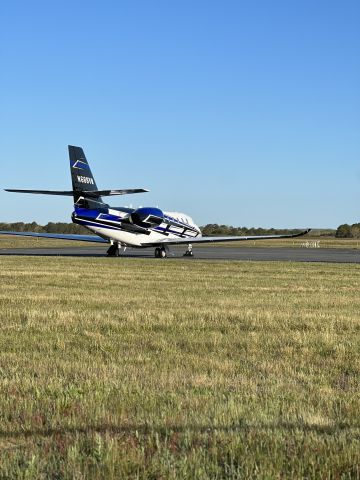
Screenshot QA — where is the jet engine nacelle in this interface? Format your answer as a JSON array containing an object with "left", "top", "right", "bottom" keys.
[{"left": 130, "top": 207, "right": 164, "bottom": 228}]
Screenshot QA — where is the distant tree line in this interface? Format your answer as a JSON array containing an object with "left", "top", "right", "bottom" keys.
[
  {"left": 0, "top": 222, "right": 90, "bottom": 234},
  {"left": 335, "top": 223, "right": 360, "bottom": 238},
  {"left": 0, "top": 221, "right": 357, "bottom": 238}
]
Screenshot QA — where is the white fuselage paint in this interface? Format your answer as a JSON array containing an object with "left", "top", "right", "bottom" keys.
[{"left": 84, "top": 211, "right": 201, "bottom": 247}]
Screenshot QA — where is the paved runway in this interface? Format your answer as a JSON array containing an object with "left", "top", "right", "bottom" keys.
[{"left": 0, "top": 245, "right": 359, "bottom": 263}]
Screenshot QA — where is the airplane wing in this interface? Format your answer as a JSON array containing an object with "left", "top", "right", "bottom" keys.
[
  {"left": 0, "top": 231, "right": 108, "bottom": 243},
  {"left": 5, "top": 189, "right": 149, "bottom": 196},
  {"left": 141, "top": 229, "right": 311, "bottom": 246}
]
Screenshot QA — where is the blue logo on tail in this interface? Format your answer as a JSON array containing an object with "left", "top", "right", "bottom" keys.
[{"left": 72, "top": 159, "right": 90, "bottom": 170}]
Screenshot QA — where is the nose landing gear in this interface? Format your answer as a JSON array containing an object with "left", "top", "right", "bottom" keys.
[
  {"left": 183, "top": 244, "right": 193, "bottom": 257},
  {"left": 107, "top": 242, "right": 120, "bottom": 257}
]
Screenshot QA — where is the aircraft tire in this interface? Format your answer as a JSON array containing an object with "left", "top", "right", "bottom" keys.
[{"left": 107, "top": 244, "right": 120, "bottom": 257}]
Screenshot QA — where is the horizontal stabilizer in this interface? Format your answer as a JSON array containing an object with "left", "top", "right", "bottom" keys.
[
  {"left": 5, "top": 189, "right": 74, "bottom": 195},
  {"left": 0, "top": 231, "right": 108, "bottom": 243},
  {"left": 5, "top": 188, "right": 149, "bottom": 197},
  {"left": 89, "top": 189, "right": 149, "bottom": 196}
]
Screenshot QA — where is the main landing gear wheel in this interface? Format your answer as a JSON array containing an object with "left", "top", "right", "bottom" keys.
[
  {"left": 155, "top": 247, "right": 167, "bottom": 258},
  {"left": 107, "top": 243, "right": 120, "bottom": 257},
  {"left": 183, "top": 244, "right": 194, "bottom": 257}
]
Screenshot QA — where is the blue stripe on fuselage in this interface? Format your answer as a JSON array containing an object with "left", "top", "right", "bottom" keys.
[
  {"left": 73, "top": 207, "right": 196, "bottom": 238},
  {"left": 74, "top": 218, "right": 122, "bottom": 231}
]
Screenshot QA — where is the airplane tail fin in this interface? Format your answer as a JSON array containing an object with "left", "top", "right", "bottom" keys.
[
  {"left": 5, "top": 146, "right": 149, "bottom": 209},
  {"left": 68, "top": 145, "right": 102, "bottom": 204}
]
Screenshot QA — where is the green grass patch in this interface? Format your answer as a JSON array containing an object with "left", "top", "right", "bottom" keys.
[{"left": 0, "top": 257, "right": 359, "bottom": 478}]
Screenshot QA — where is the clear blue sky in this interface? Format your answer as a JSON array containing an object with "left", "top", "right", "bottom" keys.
[{"left": 1, "top": 0, "right": 359, "bottom": 228}]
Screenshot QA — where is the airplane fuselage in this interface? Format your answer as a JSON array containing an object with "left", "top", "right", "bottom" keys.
[{"left": 72, "top": 205, "right": 201, "bottom": 247}]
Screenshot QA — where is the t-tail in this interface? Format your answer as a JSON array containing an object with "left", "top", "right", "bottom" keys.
[
  {"left": 68, "top": 145, "right": 104, "bottom": 208},
  {"left": 5, "top": 145, "right": 149, "bottom": 206}
]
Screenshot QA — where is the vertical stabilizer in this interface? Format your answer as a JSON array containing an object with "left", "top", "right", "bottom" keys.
[{"left": 68, "top": 145, "right": 102, "bottom": 204}]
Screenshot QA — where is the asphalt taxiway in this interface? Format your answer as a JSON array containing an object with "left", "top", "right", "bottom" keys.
[{"left": 0, "top": 246, "right": 359, "bottom": 263}]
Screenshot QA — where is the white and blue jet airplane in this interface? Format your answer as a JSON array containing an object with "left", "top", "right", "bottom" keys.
[{"left": 0, "top": 146, "right": 310, "bottom": 257}]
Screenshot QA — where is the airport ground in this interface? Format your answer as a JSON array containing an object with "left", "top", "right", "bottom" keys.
[
  {"left": 0, "top": 255, "right": 359, "bottom": 478},
  {"left": 1, "top": 234, "right": 360, "bottom": 250},
  {"left": 1, "top": 235, "right": 360, "bottom": 264}
]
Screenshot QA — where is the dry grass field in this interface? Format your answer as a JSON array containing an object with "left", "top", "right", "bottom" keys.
[
  {"left": 0, "top": 256, "right": 360, "bottom": 478},
  {"left": 0, "top": 235, "right": 96, "bottom": 249}
]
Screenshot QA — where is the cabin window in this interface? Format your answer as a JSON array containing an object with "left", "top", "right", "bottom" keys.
[{"left": 146, "top": 215, "right": 163, "bottom": 226}]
